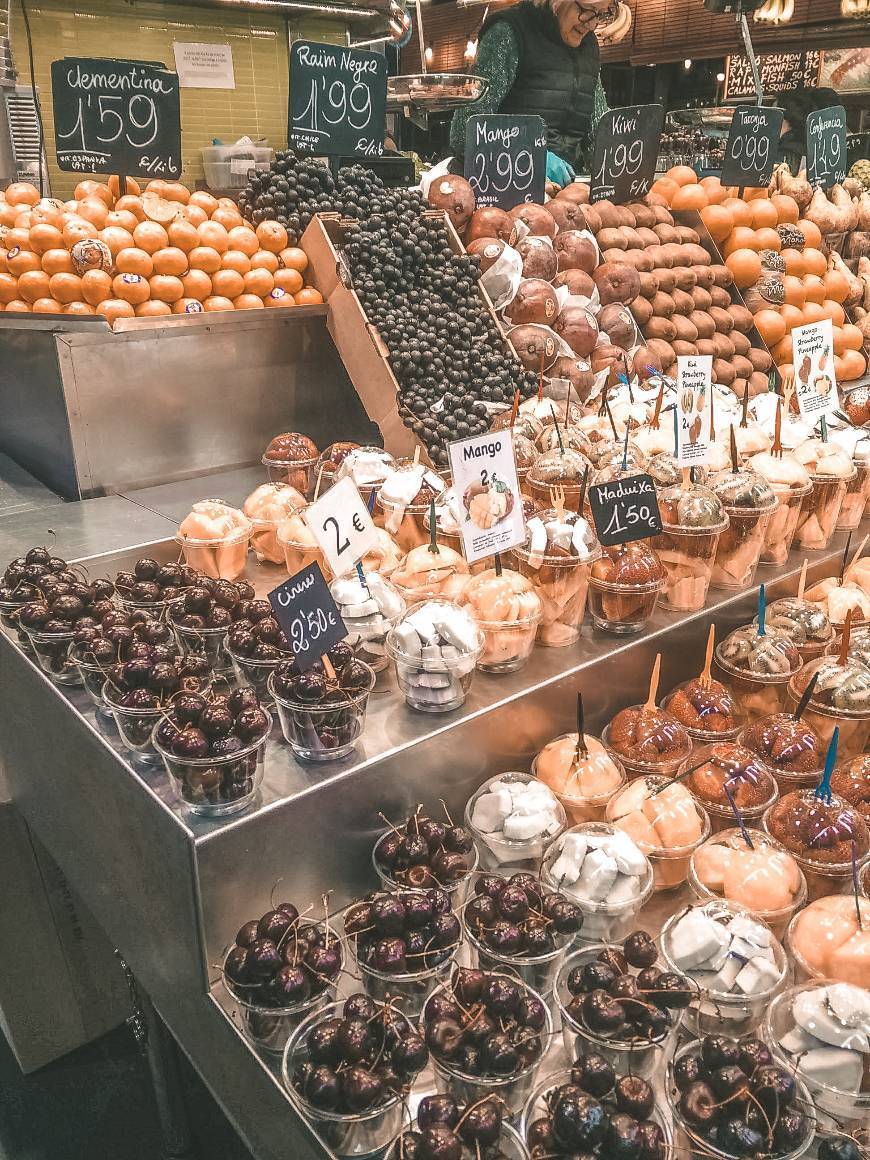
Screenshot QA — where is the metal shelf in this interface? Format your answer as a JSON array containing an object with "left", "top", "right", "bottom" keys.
[{"left": 0, "top": 466, "right": 855, "bottom": 1159}]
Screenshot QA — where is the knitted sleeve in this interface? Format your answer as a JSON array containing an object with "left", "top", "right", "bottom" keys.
[{"left": 448, "top": 23, "right": 520, "bottom": 161}]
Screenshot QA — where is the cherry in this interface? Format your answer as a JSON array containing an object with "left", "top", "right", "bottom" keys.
[
  {"left": 717, "top": 1118, "right": 764, "bottom": 1156},
  {"left": 818, "top": 1139, "right": 862, "bottom": 1160},
  {"left": 457, "top": 1099, "right": 501, "bottom": 1146},
  {"left": 597, "top": 946, "right": 628, "bottom": 975},
  {"left": 393, "top": 1034, "right": 428, "bottom": 1076},
  {"left": 636, "top": 966, "right": 662, "bottom": 992},
  {"left": 335, "top": 1017, "right": 371, "bottom": 1062},
  {"left": 302, "top": 1063, "right": 340, "bottom": 1109},
  {"left": 610, "top": 974, "right": 640, "bottom": 1002},
  {"left": 171, "top": 727, "right": 209, "bottom": 759},
  {"left": 417, "top": 1125, "right": 461, "bottom": 1160},
  {"left": 431, "top": 912, "right": 460, "bottom": 949},
  {"left": 174, "top": 693, "right": 206, "bottom": 725},
  {"left": 497, "top": 885, "right": 529, "bottom": 922},
  {"left": 228, "top": 686, "right": 260, "bottom": 715},
  {"left": 551, "top": 1090, "right": 606, "bottom": 1151},
  {"left": 673, "top": 1052, "right": 704, "bottom": 1092},
  {"left": 753, "top": 1065, "right": 796, "bottom": 1117},
  {"left": 235, "top": 706, "right": 269, "bottom": 741},
  {"left": 371, "top": 896, "right": 406, "bottom": 936},
  {"left": 486, "top": 920, "right": 523, "bottom": 955},
  {"left": 526, "top": 1117, "right": 555, "bottom": 1155},
  {"left": 615, "top": 1075, "right": 654, "bottom": 1119},
  {"left": 425, "top": 1019, "right": 463, "bottom": 1059},
  {"left": 403, "top": 893, "right": 435, "bottom": 928},
  {"left": 270, "top": 965, "right": 309, "bottom": 1005},
  {"left": 623, "top": 930, "right": 658, "bottom": 969},
  {"left": 738, "top": 1038, "right": 773, "bottom": 1076},
  {"left": 453, "top": 967, "right": 485, "bottom": 1004},
  {"left": 518, "top": 993, "right": 547, "bottom": 1031},
  {"left": 571, "top": 960, "right": 617, "bottom": 994},
  {"left": 430, "top": 852, "right": 467, "bottom": 884},
  {"left": 483, "top": 1033, "right": 517, "bottom": 1074},
  {"left": 638, "top": 1120, "right": 667, "bottom": 1160},
  {"left": 483, "top": 975, "right": 520, "bottom": 1016},
  {"left": 651, "top": 972, "right": 692, "bottom": 1009},
  {"left": 678, "top": 1081, "right": 717, "bottom": 1129},
  {"left": 235, "top": 919, "right": 259, "bottom": 948},
  {"left": 307, "top": 1018, "right": 342, "bottom": 1064},
  {"left": 418, "top": 1095, "right": 459, "bottom": 1131},
  {"left": 607, "top": 1112, "right": 644, "bottom": 1160},
  {"left": 710, "top": 1064, "right": 749, "bottom": 1100},
  {"left": 774, "top": 1108, "right": 809, "bottom": 1152},
  {"left": 465, "top": 895, "right": 497, "bottom": 928},
  {"left": 224, "top": 945, "right": 249, "bottom": 985},
  {"left": 474, "top": 875, "right": 505, "bottom": 900},
  {"left": 343, "top": 994, "right": 376, "bottom": 1021},
  {"left": 571, "top": 1052, "right": 615, "bottom": 1098},
  {"left": 257, "top": 908, "right": 295, "bottom": 943},
  {"left": 456, "top": 1044, "right": 483, "bottom": 1075},
  {"left": 424, "top": 992, "right": 461, "bottom": 1025},
  {"left": 701, "top": 1035, "right": 740, "bottom": 1071},
  {"left": 582, "top": 989, "right": 625, "bottom": 1034},
  {"left": 246, "top": 938, "right": 281, "bottom": 979},
  {"left": 373, "top": 937, "right": 406, "bottom": 973}
]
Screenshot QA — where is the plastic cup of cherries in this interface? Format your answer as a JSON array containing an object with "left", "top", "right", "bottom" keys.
[
  {"left": 390, "top": 1094, "right": 528, "bottom": 1160},
  {"left": 372, "top": 802, "right": 479, "bottom": 903}
]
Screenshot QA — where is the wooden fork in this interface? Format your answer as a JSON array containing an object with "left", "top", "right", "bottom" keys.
[{"left": 550, "top": 484, "right": 566, "bottom": 520}]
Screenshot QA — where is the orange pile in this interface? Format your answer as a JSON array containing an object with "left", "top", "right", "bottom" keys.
[
  {"left": 0, "top": 178, "right": 323, "bottom": 327},
  {"left": 652, "top": 166, "right": 867, "bottom": 385}
]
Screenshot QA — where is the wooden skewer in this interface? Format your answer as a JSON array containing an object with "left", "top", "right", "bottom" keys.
[
  {"left": 699, "top": 624, "right": 715, "bottom": 690},
  {"left": 413, "top": 445, "right": 421, "bottom": 466},
  {"left": 650, "top": 381, "right": 664, "bottom": 431},
  {"left": 681, "top": 467, "right": 692, "bottom": 493},
  {"left": 509, "top": 389, "right": 521, "bottom": 429},
  {"left": 797, "top": 558, "right": 808, "bottom": 603},
  {"left": 848, "top": 533, "right": 869, "bottom": 577},
  {"left": 772, "top": 399, "right": 783, "bottom": 459},
  {"left": 322, "top": 655, "right": 336, "bottom": 680},
  {"left": 838, "top": 607, "right": 853, "bottom": 667},
  {"left": 644, "top": 654, "right": 661, "bottom": 711}
]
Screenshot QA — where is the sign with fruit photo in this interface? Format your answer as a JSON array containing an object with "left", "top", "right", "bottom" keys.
[{"left": 448, "top": 429, "right": 525, "bottom": 565}]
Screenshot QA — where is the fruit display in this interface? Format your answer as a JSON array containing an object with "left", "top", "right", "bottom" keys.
[
  {"left": 787, "top": 894, "right": 870, "bottom": 985},
  {"left": 605, "top": 777, "right": 710, "bottom": 891},
  {"left": 763, "top": 787, "right": 870, "bottom": 901},
  {"left": 466, "top": 773, "right": 566, "bottom": 871},
  {"left": 652, "top": 164, "right": 870, "bottom": 386},
  {"left": 393, "top": 1096, "right": 522, "bottom": 1160},
  {"left": 532, "top": 733, "right": 625, "bottom": 825},
  {"left": 373, "top": 804, "right": 476, "bottom": 892},
  {"left": 0, "top": 177, "right": 321, "bottom": 325},
  {"left": 601, "top": 699, "right": 693, "bottom": 782},
  {"left": 587, "top": 541, "right": 665, "bottom": 634}
]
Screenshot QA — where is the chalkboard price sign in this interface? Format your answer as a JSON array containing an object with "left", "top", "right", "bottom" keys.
[
  {"left": 588, "top": 473, "right": 662, "bottom": 547},
  {"left": 268, "top": 562, "right": 347, "bottom": 671},
  {"left": 807, "top": 105, "right": 848, "bottom": 190},
  {"left": 721, "top": 106, "right": 784, "bottom": 190},
  {"left": 590, "top": 104, "right": 664, "bottom": 205},
  {"left": 464, "top": 115, "right": 547, "bottom": 210},
  {"left": 290, "top": 41, "right": 386, "bottom": 159},
  {"left": 51, "top": 57, "right": 181, "bottom": 178}
]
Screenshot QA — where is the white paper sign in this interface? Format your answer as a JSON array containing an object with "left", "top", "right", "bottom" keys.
[
  {"left": 303, "top": 477, "right": 380, "bottom": 577},
  {"left": 173, "top": 42, "right": 235, "bottom": 89},
  {"left": 792, "top": 318, "right": 838, "bottom": 418},
  {"left": 675, "top": 356, "right": 713, "bottom": 466},
  {"left": 447, "top": 430, "right": 525, "bottom": 565}
]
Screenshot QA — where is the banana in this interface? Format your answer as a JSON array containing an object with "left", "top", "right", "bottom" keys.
[
  {"left": 781, "top": 0, "right": 794, "bottom": 19},
  {"left": 597, "top": 2, "right": 631, "bottom": 44}
]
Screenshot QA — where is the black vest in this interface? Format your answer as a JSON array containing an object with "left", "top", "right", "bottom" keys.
[{"left": 482, "top": 2, "right": 600, "bottom": 172}]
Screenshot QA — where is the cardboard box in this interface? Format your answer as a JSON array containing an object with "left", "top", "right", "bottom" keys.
[{"left": 0, "top": 799, "right": 130, "bottom": 1073}]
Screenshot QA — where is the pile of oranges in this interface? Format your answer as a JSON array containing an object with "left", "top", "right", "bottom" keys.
[
  {"left": 0, "top": 177, "right": 323, "bottom": 327},
  {"left": 651, "top": 166, "right": 867, "bottom": 386}
]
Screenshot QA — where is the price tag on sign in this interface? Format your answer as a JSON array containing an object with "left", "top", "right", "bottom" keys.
[
  {"left": 807, "top": 105, "right": 848, "bottom": 190},
  {"left": 268, "top": 562, "right": 347, "bottom": 671},
  {"left": 303, "top": 477, "right": 380, "bottom": 577},
  {"left": 792, "top": 318, "right": 838, "bottom": 418},
  {"left": 589, "top": 474, "right": 662, "bottom": 548},
  {"left": 721, "top": 106, "right": 784, "bottom": 190},
  {"left": 50, "top": 57, "right": 181, "bottom": 178},
  {"left": 447, "top": 428, "right": 526, "bottom": 565},
  {"left": 289, "top": 40, "right": 386, "bottom": 159},
  {"left": 464, "top": 115, "right": 547, "bottom": 211},
  {"left": 675, "top": 356, "right": 714, "bottom": 467},
  {"left": 590, "top": 104, "right": 664, "bottom": 205}
]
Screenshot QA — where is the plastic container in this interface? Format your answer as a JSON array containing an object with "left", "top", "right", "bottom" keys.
[
  {"left": 465, "top": 772, "right": 567, "bottom": 873},
  {"left": 329, "top": 572, "right": 406, "bottom": 674},
  {"left": 243, "top": 483, "right": 307, "bottom": 565},
  {"left": 794, "top": 471, "right": 856, "bottom": 551},
  {"left": 708, "top": 466, "right": 778, "bottom": 591},
  {"left": 269, "top": 663, "right": 375, "bottom": 763},
  {"left": 659, "top": 899, "right": 788, "bottom": 1037},
  {"left": 457, "top": 567, "right": 543, "bottom": 673},
  {"left": 261, "top": 442, "right": 319, "bottom": 495},
  {"left": 152, "top": 711, "right": 270, "bottom": 817},
  {"left": 540, "top": 823, "right": 654, "bottom": 943},
  {"left": 786, "top": 894, "right": 870, "bottom": 984},
  {"left": 0, "top": 599, "right": 33, "bottom": 652},
  {"left": 530, "top": 735, "right": 626, "bottom": 825},
  {"left": 652, "top": 520, "right": 727, "bottom": 611},
  {"left": 72, "top": 654, "right": 112, "bottom": 708},
  {"left": 586, "top": 573, "right": 663, "bottom": 634},
  {"left": 661, "top": 678, "right": 742, "bottom": 743},
  {"left": 228, "top": 646, "right": 291, "bottom": 707},
  {"left": 371, "top": 836, "right": 479, "bottom": 905},
  {"left": 713, "top": 628, "right": 801, "bottom": 725},
  {"left": 276, "top": 517, "right": 331, "bottom": 581},
  {"left": 762, "top": 789, "right": 870, "bottom": 902},
  {"left": 667, "top": 1040, "right": 814, "bottom": 1160},
  {"left": 461, "top": 899, "right": 571, "bottom": 997},
  {"left": 390, "top": 545, "right": 471, "bottom": 605},
  {"left": 520, "top": 1068, "right": 673, "bottom": 1159},
  {"left": 104, "top": 683, "right": 164, "bottom": 766},
  {"left": 763, "top": 983, "right": 870, "bottom": 1134},
  {"left": 737, "top": 713, "right": 826, "bottom": 795},
  {"left": 423, "top": 977, "right": 552, "bottom": 1118},
  {"left": 837, "top": 460, "right": 870, "bottom": 530},
  {"left": 282, "top": 1000, "right": 408, "bottom": 1158},
  {"left": 386, "top": 600, "right": 483, "bottom": 714},
  {"left": 555, "top": 947, "right": 681, "bottom": 1079},
  {"left": 785, "top": 655, "right": 870, "bottom": 761},
  {"left": 524, "top": 447, "right": 592, "bottom": 514},
  {"left": 176, "top": 507, "right": 252, "bottom": 582},
  {"left": 683, "top": 742, "right": 779, "bottom": 832},
  {"left": 23, "top": 626, "right": 80, "bottom": 685},
  {"left": 605, "top": 775, "right": 711, "bottom": 891},
  {"left": 688, "top": 827, "right": 807, "bottom": 939},
  {"left": 600, "top": 706, "right": 693, "bottom": 783},
  {"left": 201, "top": 143, "right": 273, "bottom": 191},
  {"left": 170, "top": 617, "right": 232, "bottom": 674},
  {"left": 760, "top": 596, "right": 835, "bottom": 664},
  {"left": 763, "top": 479, "right": 814, "bottom": 565}
]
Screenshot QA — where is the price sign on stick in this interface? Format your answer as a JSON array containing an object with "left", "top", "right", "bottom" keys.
[
  {"left": 721, "top": 106, "right": 784, "bottom": 190},
  {"left": 807, "top": 105, "right": 848, "bottom": 190},
  {"left": 792, "top": 318, "right": 838, "bottom": 418},
  {"left": 447, "top": 429, "right": 525, "bottom": 565},
  {"left": 675, "top": 356, "right": 714, "bottom": 467},
  {"left": 589, "top": 474, "right": 662, "bottom": 547},
  {"left": 590, "top": 104, "right": 664, "bottom": 205},
  {"left": 464, "top": 115, "right": 547, "bottom": 210},
  {"left": 50, "top": 57, "right": 181, "bottom": 177},
  {"left": 268, "top": 563, "right": 347, "bottom": 671},
  {"left": 290, "top": 41, "right": 386, "bottom": 159},
  {"left": 303, "top": 477, "right": 380, "bottom": 577}
]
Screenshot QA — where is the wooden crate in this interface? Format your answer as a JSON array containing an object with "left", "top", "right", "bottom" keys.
[{"left": 301, "top": 210, "right": 518, "bottom": 460}]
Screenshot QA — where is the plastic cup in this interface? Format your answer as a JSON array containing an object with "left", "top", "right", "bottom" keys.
[
  {"left": 736, "top": 717, "right": 825, "bottom": 795},
  {"left": 176, "top": 523, "right": 251, "bottom": 582},
  {"left": 713, "top": 655, "right": 793, "bottom": 725},
  {"left": 170, "top": 617, "right": 232, "bottom": 674},
  {"left": 760, "top": 480, "right": 812, "bottom": 566},
  {"left": 228, "top": 646, "right": 291, "bottom": 707},
  {"left": 269, "top": 664, "right": 375, "bottom": 763},
  {"left": 423, "top": 977, "right": 552, "bottom": 1118},
  {"left": 684, "top": 745, "right": 779, "bottom": 833},
  {"left": 786, "top": 895, "right": 870, "bottom": 984},
  {"left": 462, "top": 904, "right": 570, "bottom": 998},
  {"left": 386, "top": 604, "right": 483, "bottom": 714},
  {"left": 838, "top": 461, "right": 870, "bottom": 530},
  {"left": 0, "top": 599, "right": 33, "bottom": 653},
  {"left": 661, "top": 680, "right": 743, "bottom": 743},
  {"left": 262, "top": 452, "right": 318, "bottom": 495},
  {"left": 282, "top": 1000, "right": 407, "bottom": 1157},
  {"left": 371, "top": 835, "right": 479, "bottom": 905},
  {"left": 104, "top": 683, "right": 164, "bottom": 764},
  {"left": 651, "top": 521, "right": 726, "bottom": 611},
  {"left": 276, "top": 523, "right": 331, "bottom": 580},
  {"left": 659, "top": 899, "right": 788, "bottom": 1037},
  {"left": 152, "top": 710, "right": 269, "bottom": 816},
  {"left": 540, "top": 822, "right": 654, "bottom": 943},
  {"left": 763, "top": 983, "right": 870, "bottom": 1134},
  {"left": 762, "top": 791, "right": 870, "bottom": 901},
  {"left": 530, "top": 736, "right": 626, "bottom": 825},
  {"left": 710, "top": 505, "right": 775, "bottom": 591},
  {"left": 511, "top": 538, "right": 600, "bottom": 648},
  {"left": 23, "top": 627, "right": 80, "bottom": 685},
  {"left": 668, "top": 1040, "right": 814, "bottom": 1160},
  {"left": 474, "top": 611, "right": 542, "bottom": 674},
  {"left": 249, "top": 517, "right": 289, "bottom": 565},
  {"left": 555, "top": 947, "right": 682, "bottom": 1079},
  {"left": 600, "top": 712, "right": 693, "bottom": 783},
  {"left": 586, "top": 575, "right": 663, "bottom": 635},
  {"left": 784, "top": 685, "right": 870, "bottom": 764},
  {"left": 330, "top": 575, "right": 405, "bottom": 674},
  {"left": 793, "top": 471, "right": 855, "bottom": 551},
  {"left": 688, "top": 827, "right": 807, "bottom": 939},
  {"left": 377, "top": 496, "right": 439, "bottom": 555},
  {"left": 605, "top": 775, "right": 711, "bottom": 891},
  {"left": 465, "top": 771, "right": 567, "bottom": 873}
]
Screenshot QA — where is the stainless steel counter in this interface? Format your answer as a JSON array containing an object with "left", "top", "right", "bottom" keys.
[{"left": 0, "top": 470, "right": 855, "bottom": 1160}]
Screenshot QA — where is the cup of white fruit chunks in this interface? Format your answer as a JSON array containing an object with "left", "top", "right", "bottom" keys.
[
  {"left": 329, "top": 571, "right": 405, "bottom": 674},
  {"left": 660, "top": 900, "right": 789, "bottom": 1037},
  {"left": 465, "top": 772, "right": 566, "bottom": 873},
  {"left": 176, "top": 500, "right": 252, "bottom": 581},
  {"left": 387, "top": 600, "right": 483, "bottom": 713},
  {"left": 540, "top": 824, "right": 654, "bottom": 943}
]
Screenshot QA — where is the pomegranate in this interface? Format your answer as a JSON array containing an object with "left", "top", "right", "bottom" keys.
[
  {"left": 506, "top": 278, "right": 559, "bottom": 325},
  {"left": 427, "top": 175, "right": 475, "bottom": 233}
]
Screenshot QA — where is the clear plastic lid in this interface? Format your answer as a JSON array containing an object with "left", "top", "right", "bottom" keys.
[
  {"left": 747, "top": 451, "right": 812, "bottom": 493},
  {"left": 511, "top": 431, "right": 539, "bottom": 471},
  {"left": 243, "top": 482, "right": 307, "bottom": 523},
  {"left": 687, "top": 742, "right": 778, "bottom": 811},
  {"left": 664, "top": 677, "right": 740, "bottom": 735},
  {"left": 793, "top": 438, "right": 856, "bottom": 480},
  {"left": 760, "top": 597, "right": 834, "bottom": 648},
  {"left": 534, "top": 735, "right": 625, "bottom": 802},
  {"left": 692, "top": 827, "right": 805, "bottom": 915},
  {"left": 178, "top": 499, "right": 252, "bottom": 543},
  {"left": 830, "top": 754, "right": 870, "bottom": 823},
  {"left": 526, "top": 446, "right": 592, "bottom": 488},
  {"left": 391, "top": 543, "right": 470, "bottom": 597},
  {"left": 604, "top": 703, "right": 692, "bottom": 765},
  {"left": 585, "top": 437, "right": 648, "bottom": 473},
  {"left": 490, "top": 409, "right": 545, "bottom": 444},
  {"left": 458, "top": 568, "right": 542, "bottom": 624},
  {"left": 709, "top": 466, "right": 777, "bottom": 512},
  {"left": 716, "top": 624, "right": 802, "bottom": 679},
  {"left": 518, "top": 508, "right": 600, "bottom": 563},
  {"left": 537, "top": 424, "right": 592, "bottom": 459},
  {"left": 647, "top": 452, "right": 682, "bottom": 489},
  {"left": 740, "top": 712, "right": 825, "bottom": 775},
  {"left": 657, "top": 482, "right": 727, "bottom": 530},
  {"left": 315, "top": 441, "right": 361, "bottom": 478},
  {"left": 379, "top": 462, "right": 446, "bottom": 509},
  {"left": 276, "top": 509, "right": 318, "bottom": 548},
  {"left": 763, "top": 788, "right": 870, "bottom": 869},
  {"left": 590, "top": 541, "right": 666, "bottom": 588},
  {"left": 262, "top": 431, "right": 318, "bottom": 465},
  {"left": 334, "top": 446, "right": 397, "bottom": 488},
  {"left": 789, "top": 654, "right": 870, "bottom": 715},
  {"left": 388, "top": 598, "right": 483, "bottom": 662}
]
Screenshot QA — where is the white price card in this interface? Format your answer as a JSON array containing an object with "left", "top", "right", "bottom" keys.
[
  {"left": 303, "top": 476, "right": 380, "bottom": 577},
  {"left": 447, "top": 429, "right": 525, "bottom": 565},
  {"left": 675, "top": 356, "right": 714, "bottom": 466},
  {"left": 792, "top": 318, "right": 838, "bottom": 418}
]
